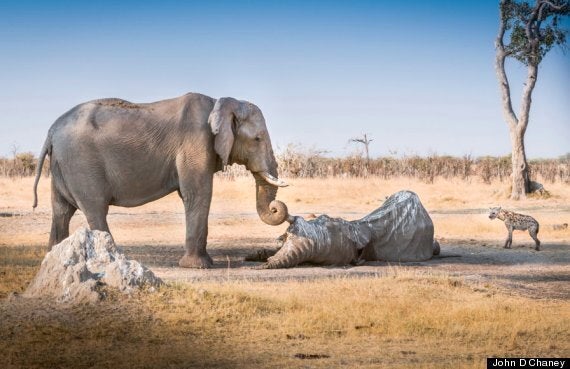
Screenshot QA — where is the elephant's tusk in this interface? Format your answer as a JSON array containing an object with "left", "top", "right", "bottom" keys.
[{"left": 258, "top": 171, "right": 289, "bottom": 187}]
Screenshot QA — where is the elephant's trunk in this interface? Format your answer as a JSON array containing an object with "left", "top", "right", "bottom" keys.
[{"left": 253, "top": 172, "right": 290, "bottom": 226}]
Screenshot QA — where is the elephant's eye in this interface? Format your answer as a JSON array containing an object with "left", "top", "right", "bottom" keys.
[{"left": 255, "top": 136, "right": 261, "bottom": 142}]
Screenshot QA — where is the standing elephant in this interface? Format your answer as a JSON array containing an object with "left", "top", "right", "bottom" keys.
[{"left": 32, "top": 93, "right": 289, "bottom": 268}]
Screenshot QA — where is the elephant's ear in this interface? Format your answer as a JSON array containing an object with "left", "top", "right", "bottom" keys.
[{"left": 208, "top": 97, "right": 249, "bottom": 167}]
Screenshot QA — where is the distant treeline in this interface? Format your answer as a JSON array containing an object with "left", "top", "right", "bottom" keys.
[
  {"left": 2, "top": 148, "right": 569, "bottom": 184},
  {"left": 276, "top": 152, "right": 570, "bottom": 184},
  {"left": 0, "top": 152, "right": 38, "bottom": 177}
]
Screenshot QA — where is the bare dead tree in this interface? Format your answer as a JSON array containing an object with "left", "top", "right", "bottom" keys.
[
  {"left": 495, "top": 0, "right": 569, "bottom": 199},
  {"left": 350, "top": 133, "right": 374, "bottom": 166},
  {"left": 10, "top": 143, "right": 19, "bottom": 159}
]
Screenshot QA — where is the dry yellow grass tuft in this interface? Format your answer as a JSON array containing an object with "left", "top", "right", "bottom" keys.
[
  {"left": 1, "top": 269, "right": 568, "bottom": 369},
  {"left": 0, "top": 246, "right": 45, "bottom": 297}
]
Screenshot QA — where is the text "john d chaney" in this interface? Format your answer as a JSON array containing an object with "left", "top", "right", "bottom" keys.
[{"left": 490, "top": 359, "right": 566, "bottom": 368}]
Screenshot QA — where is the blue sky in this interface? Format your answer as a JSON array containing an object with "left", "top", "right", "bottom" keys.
[{"left": 0, "top": 0, "right": 568, "bottom": 158}]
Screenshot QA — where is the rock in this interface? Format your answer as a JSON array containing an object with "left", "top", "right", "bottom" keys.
[{"left": 24, "top": 227, "right": 162, "bottom": 303}]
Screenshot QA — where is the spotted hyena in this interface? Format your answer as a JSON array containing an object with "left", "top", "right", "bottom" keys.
[{"left": 488, "top": 207, "right": 540, "bottom": 250}]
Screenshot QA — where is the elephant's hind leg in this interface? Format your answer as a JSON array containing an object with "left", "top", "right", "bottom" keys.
[
  {"left": 83, "top": 203, "right": 111, "bottom": 234},
  {"left": 48, "top": 187, "right": 77, "bottom": 250}
]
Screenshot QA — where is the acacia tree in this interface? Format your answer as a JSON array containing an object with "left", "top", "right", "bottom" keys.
[
  {"left": 495, "top": 0, "right": 569, "bottom": 199},
  {"left": 350, "top": 133, "right": 374, "bottom": 166}
]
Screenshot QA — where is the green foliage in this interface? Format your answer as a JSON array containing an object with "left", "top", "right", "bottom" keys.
[{"left": 501, "top": 0, "right": 569, "bottom": 65}]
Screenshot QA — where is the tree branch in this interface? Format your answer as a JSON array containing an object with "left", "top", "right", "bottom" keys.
[
  {"left": 518, "top": 1, "right": 546, "bottom": 134},
  {"left": 495, "top": 1, "right": 519, "bottom": 129},
  {"left": 350, "top": 139, "right": 373, "bottom": 144},
  {"left": 525, "top": 0, "right": 543, "bottom": 64},
  {"left": 541, "top": 0, "right": 568, "bottom": 11},
  {"left": 518, "top": 64, "right": 538, "bottom": 135}
]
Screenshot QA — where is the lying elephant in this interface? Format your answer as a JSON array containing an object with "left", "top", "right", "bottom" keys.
[
  {"left": 33, "top": 93, "right": 289, "bottom": 268},
  {"left": 249, "top": 191, "right": 439, "bottom": 269}
]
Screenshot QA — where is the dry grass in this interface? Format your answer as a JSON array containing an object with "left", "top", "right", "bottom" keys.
[
  {"left": 1, "top": 176, "right": 569, "bottom": 247},
  {"left": 0, "top": 246, "right": 44, "bottom": 297},
  {"left": 4, "top": 174, "right": 570, "bottom": 214},
  {"left": 1, "top": 265, "right": 569, "bottom": 369},
  {"left": 1, "top": 176, "right": 569, "bottom": 368}
]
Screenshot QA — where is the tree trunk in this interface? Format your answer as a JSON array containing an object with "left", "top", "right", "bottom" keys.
[
  {"left": 510, "top": 129, "right": 530, "bottom": 200},
  {"left": 495, "top": 3, "right": 538, "bottom": 200}
]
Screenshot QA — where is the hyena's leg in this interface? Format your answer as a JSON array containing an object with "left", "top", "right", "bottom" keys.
[
  {"left": 504, "top": 227, "right": 513, "bottom": 249},
  {"left": 529, "top": 226, "right": 541, "bottom": 251}
]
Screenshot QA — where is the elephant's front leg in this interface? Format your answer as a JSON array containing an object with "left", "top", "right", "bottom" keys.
[{"left": 178, "top": 175, "right": 214, "bottom": 269}]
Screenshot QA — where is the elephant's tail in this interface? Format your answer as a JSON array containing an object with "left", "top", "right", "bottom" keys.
[{"left": 33, "top": 135, "right": 51, "bottom": 209}]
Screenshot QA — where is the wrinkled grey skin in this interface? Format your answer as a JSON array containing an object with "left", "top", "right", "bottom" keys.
[
  {"left": 33, "top": 93, "right": 288, "bottom": 268},
  {"left": 257, "top": 191, "right": 437, "bottom": 269},
  {"left": 259, "top": 215, "right": 365, "bottom": 269}
]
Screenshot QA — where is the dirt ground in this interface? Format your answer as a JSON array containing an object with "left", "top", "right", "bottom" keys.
[
  {"left": 1, "top": 176, "right": 569, "bottom": 299},
  {"left": 142, "top": 240, "right": 570, "bottom": 300},
  {"left": 1, "top": 176, "right": 569, "bottom": 368}
]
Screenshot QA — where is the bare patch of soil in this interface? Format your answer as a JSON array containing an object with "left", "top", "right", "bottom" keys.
[
  {"left": 2, "top": 204, "right": 569, "bottom": 300},
  {"left": 119, "top": 235, "right": 570, "bottom": 300}
]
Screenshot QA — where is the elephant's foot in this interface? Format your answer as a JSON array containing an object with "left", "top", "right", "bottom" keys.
[{"left": 179, "top": 253, "right": 213, "bottom": 269}]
